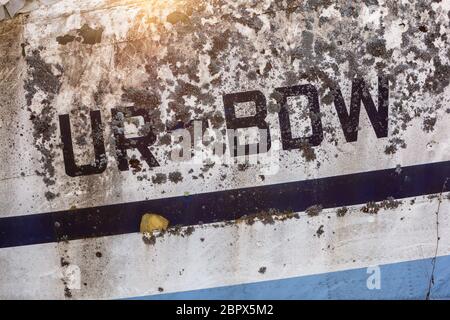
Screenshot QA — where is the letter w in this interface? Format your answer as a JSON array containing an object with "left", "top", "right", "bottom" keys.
[{"left": 333, "top": 76, "right": 389, "bottom": 142}]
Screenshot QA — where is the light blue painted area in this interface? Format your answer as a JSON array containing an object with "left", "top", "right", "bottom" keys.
[{"left": 131, "top": 255, "right": 450, "bottom": 300}]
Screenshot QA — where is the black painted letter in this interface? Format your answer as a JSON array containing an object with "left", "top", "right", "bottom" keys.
[
  {"left": 111, "top": 106, "right": 159, "bottom": 171},
  {"left": 223, "top": 90, "right": 271, "bottom": 156},
  {"left": 275, "top": 84, "right": 323, "bottom": 150},
  {"left": 59, "top": 110, "right": 107, "bottom": 177},
  {"left": 333, "top": 76, "right": 389, "bottom": 142}
]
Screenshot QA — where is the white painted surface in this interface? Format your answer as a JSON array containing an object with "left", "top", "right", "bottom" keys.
[{"left": 0, "top": 0, "right": 449, "bottom": 299}]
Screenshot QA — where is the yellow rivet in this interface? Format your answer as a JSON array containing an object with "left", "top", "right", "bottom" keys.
[{"left": 140, "top": 213, "right": 169, "bottom": 233}]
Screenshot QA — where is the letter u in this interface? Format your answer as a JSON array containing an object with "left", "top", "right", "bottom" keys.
[{"left": 59, "top": 110, "right": 107, "bottom": 177}]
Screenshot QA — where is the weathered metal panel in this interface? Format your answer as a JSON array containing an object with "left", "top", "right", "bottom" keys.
[{"left": 0, "top": 0, "right": 450, "bottom": 299}]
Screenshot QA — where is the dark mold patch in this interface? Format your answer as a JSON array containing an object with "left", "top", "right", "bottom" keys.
[
  {"left": 24, "top": 49, "right": 62, "bottom": 193},
  {"left": 366, "top": 38, "right": 388, "bottom": 58},
  {"left": 24, "top": 49, "right": 62, "bottom": 106},
  {"left": 336, "top": 207, "right": 348, "bottom": 217},
  {"left": 184, "top": 226, "right": 195, "bottom": 236},
  {"left": 78, "top": 24, "right": 103, "bottom": 45},
  {"left": 142, "top": 234, "right": 156, "bottom": 245},
  {"left": 380, "top": 197, "right": 402, "bottom": 210},
  {"left": 423, "top": 116, "right": 437, "bottom": 132},
  {"left": 60, "top": 257, "right": 69, "bottom": 267},
  {"left": 122, "top": 87, "right": 160, "bottom": 108},
  {"left": 316, "top": 225, "right": 324, "bottom": 237},
  {"left": 384, "top": 137, "right": 407, "bottom": 155},
  {"left": 60, "top": 256, "right": 72, "bottom": 298},
  {"left": 121, "top": 87, "right": 164, "bottom": 132},
  {"left": 299, "top": 140, "right": 316, "bottom": 162},
  {"left": 56, "top": 24, "right": 103, "bottom": 45},
  {"left": 142, "top": 223, "right": 197, "bottom": 245},
  {"left": 361, "top": 201, "right": 381, "bottom": 214},
  {"left": 64, "top": 286, "right": 72, "bottom": 298},
  {"left": 237, "top": 209, "right": 299, "bottom": 226},
  {"left": 425, "top": 58, "right": 450, "bottom": 94},
  {"left": 419, "top": 25, "right": 428, "bottom": 33},
  {"left": 361, "top": 197, "right": 402, "bottom": 214},
  {"left": 56, "top": 34, "right": 76, "bottom": 45},
  {"left": 168, "top": 171, "right": 183, "bottom": 183},
  {"left": 45, "top": 191, "right": 59, "bottom": 201},
  {"left": 152, "top": 173, "right": 167, "bottom": 184},
  {"left": 129, "top": 158, "right": 142, "bottom": 173},
  {"left": 306, "top": 205, "right": 323, "bottom": 217}
]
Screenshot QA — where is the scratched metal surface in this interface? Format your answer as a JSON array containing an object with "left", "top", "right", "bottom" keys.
[{"left": 0, "top": 0, "right": 450, "bottom": 299}]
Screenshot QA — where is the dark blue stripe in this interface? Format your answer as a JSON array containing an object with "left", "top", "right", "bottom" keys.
[{"left": 1, "top": 160, "right": 449, "bottom": 248}]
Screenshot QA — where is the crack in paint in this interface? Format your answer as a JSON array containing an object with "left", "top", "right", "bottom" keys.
[{"left": 426, "top": 177, "right": 449, "bottom": 300}]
